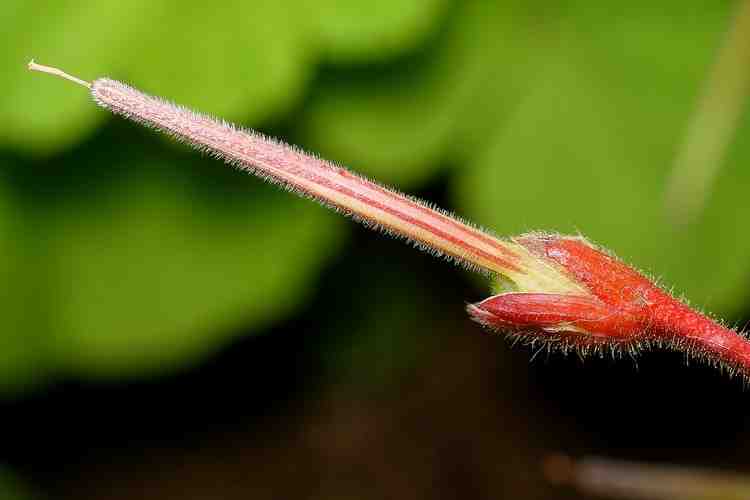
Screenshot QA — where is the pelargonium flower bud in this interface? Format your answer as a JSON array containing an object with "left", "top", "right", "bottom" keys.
[
  {"left": 28, "top": 60, "right": 750, "bottom": 382},
  {"left": 470, "top": 234, "right": 750, "bottom": 376}
]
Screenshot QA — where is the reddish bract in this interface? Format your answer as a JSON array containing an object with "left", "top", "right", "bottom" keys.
[{"left": 469, "top": 235, "right": 750, "bottom": 377}]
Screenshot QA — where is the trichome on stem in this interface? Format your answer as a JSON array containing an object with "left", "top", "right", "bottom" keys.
[{"left": 28, "top": 60, "right": 750, "bottom": 382}]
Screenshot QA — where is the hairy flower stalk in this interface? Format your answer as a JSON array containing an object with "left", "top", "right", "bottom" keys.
[{"left": 28, "top": 60, "right": 750, "bottom": 381}]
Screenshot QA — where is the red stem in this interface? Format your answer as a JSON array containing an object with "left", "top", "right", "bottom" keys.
[{"left": 649, "top": 296, "right": 750, "bottom": 373}]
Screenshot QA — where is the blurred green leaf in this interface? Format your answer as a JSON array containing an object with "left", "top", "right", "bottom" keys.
[
  {"left": 0, "top": 144, "right": 343, "bottom": 390},
  {"left": 0, "top": 173, "right": 50, "bottom": 393},
  {"left": 300, "top": 0, "right": 542, "bottom": 187},
  {"left": 0, "top": 0, "right": 448, "bottom": 389},
  {"left": 42, "top": 157, "right": 344, "bottom": 378},
  {"left": 456, "top": 2, "right": 749, "bottom": 313},
  {"left": 1, "top": 0, "right": 310, "bottom": 153},
  {"left": 0, "top": 0, "right": 450, "bottom": 155},
  {"left": 302, "top": 0, "right": 750, "bottom": 314},
  {"left": 309, "top": 0, "right": 450, "bottom": 62},
  {"left": 0, "top": 0, "right": 156, "bottom": 153},
  {"left": 124, "top": 1, "right": 312, "bottom": 125}
]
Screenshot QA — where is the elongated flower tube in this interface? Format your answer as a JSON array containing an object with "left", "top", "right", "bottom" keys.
[{"left": 28, "top": 60, "right": 750, "bottom": 381}]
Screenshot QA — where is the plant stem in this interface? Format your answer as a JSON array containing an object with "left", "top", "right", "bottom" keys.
[{"left": 28, "top": 61, "right": 750, "bottom": 382}]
